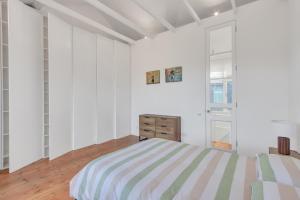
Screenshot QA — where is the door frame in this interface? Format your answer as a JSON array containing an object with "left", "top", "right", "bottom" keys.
[{"left": 205, "top": 21, "right": 238, "bottom": 151}]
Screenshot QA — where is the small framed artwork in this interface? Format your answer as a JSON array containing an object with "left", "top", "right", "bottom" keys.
[
  {"left": 165, "top": 66, "right": 182, "bottom": 82},
  {"left": 146, "top": 70, "right": 160, "bottom": 84}
]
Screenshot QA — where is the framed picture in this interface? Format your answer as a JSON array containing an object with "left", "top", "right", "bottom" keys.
[
  {"left": 165, "top": 66, "right": 182, "bottom": 82},
  {"left": 146, "top": 70, "right": 160, "bottom": 84}
]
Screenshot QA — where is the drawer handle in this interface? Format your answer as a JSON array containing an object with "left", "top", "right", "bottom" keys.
[
  {"left": 160, "top": 132, "right": 167, "bottom": 135},
  {"left": 161, "top": 125, "right": 167, "bottom": 128},
  {"left": 144, "top": 129, "right": 151, "bottom": 132},
  {"left": 144, "top": 123, "right": 150, "bottom": 125},
  {"left": 145, "top": 116, "right": 150, "bottom": 118}
]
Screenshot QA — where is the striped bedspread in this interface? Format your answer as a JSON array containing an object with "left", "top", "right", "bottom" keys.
[
  {"left": 251, "top": 181, "right": 300, "bottom": 200},
  {"left": 257, "top": 153, "right": 300, "bottom": 187},
  {"left": 70, "top": 138, "right": 256, "bottom": 200}
]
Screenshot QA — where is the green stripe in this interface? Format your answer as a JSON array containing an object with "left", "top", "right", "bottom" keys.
[
  {"left": 92, "top": 141, "right": 167, "bottom": 199},
  {"left": 77, "top": 140, "right": 156, "bottom": 198},
  {"left": 160, "top": 148, "right": 211, "bottom": 200},
  {"left": 215, "top": 153, "right": 239, "bottom": 200},
  {"left": 258, "top": 154, "right": 276, "bottom": 182},
  {"left": 251, "top": 181, "right": 264, "bottom": 200},
  {"left": 120, "top": 144, "right": 189, "bottom": 200}
]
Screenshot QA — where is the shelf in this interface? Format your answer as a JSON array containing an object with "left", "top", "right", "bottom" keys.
[
  {"left": 3, "top": 133, "right": 8, "bottom": 136},
  {"left": 3, "top": 110, "right": 8, "bottom": 113},
  {"left": 3, "top": 154, "right": 8, "bottom": 158},
  {"left": 3, "top": 89, "right": 8, "bottom": 91}
]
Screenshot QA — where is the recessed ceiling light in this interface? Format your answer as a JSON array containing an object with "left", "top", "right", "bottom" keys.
[
  {"left": 144, "top": 36, "right": 149, "bottom": 40},
  {"left": 214, "top": 11, "right": 219, "bottom": 16}
]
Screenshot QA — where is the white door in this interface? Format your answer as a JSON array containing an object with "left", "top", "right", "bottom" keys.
[
  {"left": 73, "top": 27, "right": 97, "bottom": 150},
  {"left": 8, "top": 0, "right": 44, "bottom": 172},
  {"left": 97, "top": 36, "right": 115, "bottom": 143},
  {"left": 206, "top": 22, "right": 237, "bottom": 151},
  {"left": 48, "top": 14, "right": 73, "bottom": 160}
]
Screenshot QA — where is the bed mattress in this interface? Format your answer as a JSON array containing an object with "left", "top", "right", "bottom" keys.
[{"left": 70, "top": 138, "right": 256, "bottom": 200}]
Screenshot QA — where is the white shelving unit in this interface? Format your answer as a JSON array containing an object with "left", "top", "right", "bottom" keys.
[
  {"left": 43, "top": 16, "right": 49, "bottom": 158},
  {"left": 0, "top": 0, "right": 9, "bottom": 170}
]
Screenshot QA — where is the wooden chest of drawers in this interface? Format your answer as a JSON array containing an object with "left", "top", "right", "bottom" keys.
[{"left": 139, "top": 114, "right": 181, "bottom": 142}]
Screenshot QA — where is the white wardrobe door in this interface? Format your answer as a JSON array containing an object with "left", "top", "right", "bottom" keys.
[
  {"left": 73, "top": 27, "right": 97, "bottom": 149},
  {"left": 8, "top": 0, "right": 43, "bottom": 172},
  {"left": 115, "top": 41, "right": 131, "bottom": 138},
  {"left": 97, "top": 37, "right": 115, "bottom": 143},
  {"left": 48, "top": 14, "right": 73, "bottom": 160}
]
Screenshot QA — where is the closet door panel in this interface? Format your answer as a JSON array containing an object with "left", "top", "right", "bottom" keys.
[
  {"left": 48, "top": 14, "right": 73, "bottom": 160},
  {"left": 115, "top": 41, "right": 131, "bottom": 138},
  {"left": 73, "top": 27, "right": 97, "bottom": 149},
  {"left": 8, "top": 0, "right": 43, "bottom": 172},
  {"left": 97, "top": 37, "right": 115, "bottom": 143}
]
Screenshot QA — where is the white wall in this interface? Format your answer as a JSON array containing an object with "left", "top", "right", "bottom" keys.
[
  {"left": 236, "top": 0, "right": 289, "bottom": 155},
  {"left": 73, "top": 27, "right": 98, "bottom": 149},
  {"left": 115, "top": 41, "right": 131, "bottom": 138},
  {"left": 289, "top": 0, "right": 300, "bottom": 124},
  {"left": 48, "top": 13, "right": 73, "bottom": 159},
  {"left": 97, "top": 37, "right": 115, "bottom": 143},
  {"left": 288, "top": 0, "right": 300, "bottom": 151},
  {"left": 131, "top": 0, "right": 290, "bottom": 155},
  {"left": 131, "top": 23, "right": 206, "bottom": 146},
  {"left": 8, "top": 0, "right": 43, "bottom": 172}
]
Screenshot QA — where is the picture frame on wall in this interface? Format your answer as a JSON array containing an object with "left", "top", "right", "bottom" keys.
[
  {"left": 165, "top": 66, "right": 182, "bottom": 82},
  {"left": 146, "top": 70, "right": 160, "bottom": 84}
]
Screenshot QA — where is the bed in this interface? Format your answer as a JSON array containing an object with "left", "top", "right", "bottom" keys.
[{"left": 70, "top": 138, "right": 258, "bottom": 200}]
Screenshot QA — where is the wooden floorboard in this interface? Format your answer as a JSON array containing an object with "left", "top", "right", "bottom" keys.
[{"left": 0, "top": 135, "right": 139, "bottom": 200}]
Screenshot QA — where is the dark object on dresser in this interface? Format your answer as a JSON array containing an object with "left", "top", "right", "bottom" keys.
[
  {"left": 277, "top": 136, "right": 290, "bottom": 155},
  {"left": 139, "top": 114, "right": 181, "bottom": 142}
]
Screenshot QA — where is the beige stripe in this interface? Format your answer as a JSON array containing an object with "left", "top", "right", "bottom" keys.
[
  {"left": 88, "top": 140, "right": 157, "bottom": 187},
  {"left": 104, "top": 142, "right": 176, "bottom": 199},
  {"left": 189, "top": 151, "right": 224, "bottom": 199},
  {"left": 243, "top": 157, "right": 257, "bottom": 200},
  {"left": 278, "top": 182, "right": 299, "bottom": 200},
  {"left": 281, "top": 156, "right": 300, "bottom": 187},
  {"left": 139, "top": 146, "right": 198, "bottom": 198}
]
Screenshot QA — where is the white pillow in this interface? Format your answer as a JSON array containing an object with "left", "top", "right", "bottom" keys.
[
  {"left": 256, "top": 153, "right": 300, "bottom": 187},
  {"left": 251, "top": 181, "right": 300, "bottom": 200}
]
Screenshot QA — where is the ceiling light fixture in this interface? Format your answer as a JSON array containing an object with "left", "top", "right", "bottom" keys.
[
  {"left": 144, "top": 36, "right": 149, "bottom": 40},
  {"left": 214, "top": 11, "right": 219, "bottom": 16}
]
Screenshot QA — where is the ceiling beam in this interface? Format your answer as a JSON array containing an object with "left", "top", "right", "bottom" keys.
[
  {"left": 35, "top": 0, "right": 135, "bottom": 44},
  {"left": 230, "top": 0, "right": 237, "bottom": 14},
  {"left": 182, "top": 0, "right": 201, "bottom": 25},
  {"left": 130, "top": 0, "right": 175, "bottom": 32},
  {"left": 83, "top": 0, "right": 150, "bottom": 37}
]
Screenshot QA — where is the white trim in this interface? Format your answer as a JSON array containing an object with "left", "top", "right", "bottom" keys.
[
  {"left": 130, "top": 0, "right": 175, "bottom": 32},
  {"left": 230, "top": 0, "right": 237, "bottom": 14},
  {"left": 182, "top": 0, "right": 201, "bottom": 25},
  {"left": 35, "top": 0, "right": 135, "bottom": 44},
  {"left": 83, "top": 0, "right": 150, "bottom": 38},
  {"left": 113, "top": 41, "right": 117, "bottom": 139}
]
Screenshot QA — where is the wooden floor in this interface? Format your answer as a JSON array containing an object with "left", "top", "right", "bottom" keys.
[
  {"left": 0, "top": 135, "right": 139, "bottom": 200},
  {"left": 212, "top": 141, "right": 232, "bottom": 151}
]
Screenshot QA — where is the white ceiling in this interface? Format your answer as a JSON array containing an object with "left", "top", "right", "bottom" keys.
[{"left": 27, "top": 0, "right": 258, "bottom": 42}]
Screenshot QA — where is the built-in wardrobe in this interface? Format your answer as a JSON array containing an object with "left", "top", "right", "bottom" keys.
[{"left": 0, "top": 0, "right": 131, "bottom": 172}]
